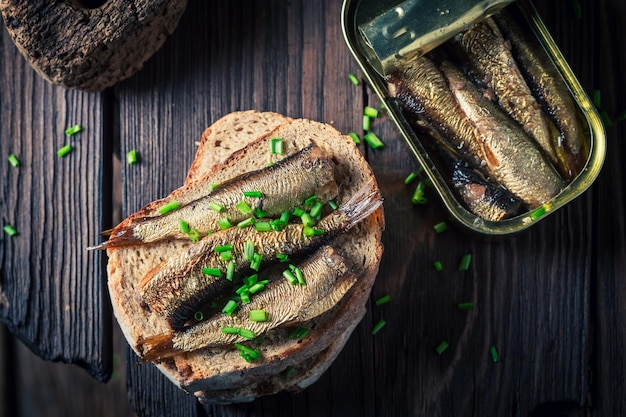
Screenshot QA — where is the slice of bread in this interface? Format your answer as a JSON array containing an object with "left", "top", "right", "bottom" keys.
[{"left": 106, "top": 110, "right": 384, "bottom": 404}]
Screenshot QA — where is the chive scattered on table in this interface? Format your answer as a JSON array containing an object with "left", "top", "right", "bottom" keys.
[
  {"left": 126, "top": 149, "right": 138, "bottom": 165},
  {"left": 375, "top": 295, "right": 391, "bottom": 306},
  {"left": 364, "top": 132, "right": 384, "bottom": 149},
  {"left": 458, "top": 254, "right": 472, "bottom": 271},
  {"left": 348, "top": 132, "right": 361, "bottom": 144},
  {"left": 158, "top": 200, "right": 179, "bottom": 215},
  {"left": 371, "top": 319, "right": 386, "bottom": 335},
  {"left": 434, "top": 221, "right": 447, "bottom": 233},
  {"left": 348, "top": 73, "right": 360, "bottom": 86},
  {"left": 411, "top": 181, "right": 428, "bottom": 205},
  {"left": 56, "top": 144, "right": 73, "bottom": 157},
  {"left": 362, "top": 114, "right": 371, "bottom": 131},
  {"left": 3, "top": 224, "right": 18, "bottom": 237},
  {"left": 404, "top": 172, "right": 417, "bottom": 185},
  {"left": 435, "top": 341, "right": 449, "bottom": 355},
  {"left": 8, "top": 154, "right": 20, "bottom": 167},
  {"left": 64, "top": 124, "right": 83, "bottom": 136},
  {"left": 458, "top": 302, "right": 475, "bottom": 310},
  {"left": 433, "top": 260, "right": 443, "bottom": 272},
  {"left": 490, "top": 345, "right": 500, "bottom": 363},
  {"left": 364, "top": 106, "right": 379, "bottom": 118}
]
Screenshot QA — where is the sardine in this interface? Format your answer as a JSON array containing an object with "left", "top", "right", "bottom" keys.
[
  {"left": 138, "top": 245, "right": 357, "bottom": 362},
  {"left": 140, "top": 179, "right": 382, "bottom": 329},
  {"left": 455, "top": 19, "right": 558, "bottom": 166},
  {"left": 441, "top": 61, "right": 563, "bottom": 208},
  {"left": 493, "top": 10, "right": 585, "bottom": 178},
  {"left": 90, "top": 144, "right": 338, "bottom": 249},
  {"left": 386, "top": 56, "right": 487, "bottom": 169}
]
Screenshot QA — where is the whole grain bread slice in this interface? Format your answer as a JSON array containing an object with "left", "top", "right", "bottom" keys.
[{"left": 106, "top": 110, "right": 384, "bottom": 403}]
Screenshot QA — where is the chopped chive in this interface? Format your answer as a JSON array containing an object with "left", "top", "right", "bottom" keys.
[
  {"left": 270, "top": 218, "right": 285, "bottom": 231},
  {"left": 279, "top": 211, "right": 290, "bottom": 224},
  {"left": 434, "top": 221, "right": 447, "bottom": 233},
  {"left": 289, "top": 326, "right": 309, "bottom": 340},
  {"left": 436, "top": 341, "right": 449, "bottom": 355},
  {"left": 243, "top": 240, "right": 255, "bottom": 261},
  {"left": 3, "top": 224, "right": 18, "bottom": 237},
  {"left": 411, "top": 181, "right": 428, "bottom": 205},
  {"left": 209, "top": 183, "right": 219, "bottom": 192},
  {"left": 304, "top": 195, "right": 318, "bottom": 206},
  {"left": 270, "top": 137, "right": 284, "bottom": 155},
  {"left": 348, "top": 73, "right": 360, "bottom": 86},
  {"left": 8, "top": 154, "right": 20, "bottom": 167},
  {"left": 433, "top": 260, "right": 443, "bottom": 271},
  {"left": 458, "top": 302, "right": 475, "bottom": 310},
  {"left": 283, "top": 269, "right": 298, "bottom": 285},
  {"left": 178, "top": 219, "right": 190, "bottom": 234},
  {"left": 364, "top": 132, "right": 384, "bottom": 149},
  {"left": 238, "top": 328, "right": 256, "bottom": 340},
  {"left": 364, "top": 106, "right": 379, "bottom": 118},
  {"left": 530, "top": 206, "right": 546, "bottom": 220},
  {"left": 303, "top": 226, "right": 323, "bottom": 237},
  {"left": 126, "top": 149, "right": 138, "bottom": 165},
  {"left": 237, "top": 217, "right": 255, "bottom": 228},
  {"left": 202, "top": 267, "right": 222, "bottom": 277},
  {"left": 310, "top": 201, "right": 323, "bottom": 218},
  {"left": 300, "top": 212, "right": 314, "bottom": 227},
  {"left": 592, "top": 89, "right": 601, "bottom": 108},
  {"left": 600, "top": 110, "right": 613, "bottom": 128},
  {"left": 244, "top": 274, "right": 258, "bottom": 287},
  {"left": 194, "top": 311, "right": 204, "bottom": 321},
  {"left": 240, "top": 292, "right": 251, "bottom": 304},
  {"left": 64, "top": 124, "right": 82, "bottom": 136},
  {"left": 348, "top": 132, "right": 361, "bottom": 144},
  {"left": 221, "top": 327, "right": 239, "bottom": 335},
  {"left": 234, "top": 343, "right": 261, "bottom": 362},
  {"left": 404, "top": 172, "right": 417, "bottom": 185},
  {"left": 328, "top": 200, "right": 338, "bottom": 210},
  {"left": 188, "top": 228, "right": 200, "bottom": 242},
  {"left": 490, "top": 345, "right": 500, "bottom": 363},
  {"left": 236, "top": 200, "right": 252, "bottom": 215},
  {"left": 222, "top": 300, "right": 238, "bottom": 316},
  {"left": 248, "top": 282, "right": 266, "bottom": 294},
  {"left": 375, "top": 295, "right": 391, "bottom": 306},
  {"left": 243, "top": 190, "right": 263, "bottom": 198},
  {"left": 217, "top": 217, "right": 232, "bottom": 230},
  {"left": 226, "top": 260, "right": 236, "bottom": 281},
  {"left": 284, "top": 366, "right": 296, "bottom": 378},
  {"left": 56, "top": 144, "right": 73, "bottom": 157},
  {"left": 249, "top": 309, "right": 267, "bottom": 322},
  {"left": 235, "top": 284, "right": 249, "bottom": 295},
  {"left": 362, "top": 114, "right": 371, "bottom": 131},
  {"left": 458, "top": 254, "right": 472, "bottom": 271},
  {"left": 250, "top": 253, "right": 262, "bottom": 271},
  {"left": 158, "top": 200, "right": 180, "bottom": 215},
  {"left": 294, "top": 266, "right": 306, "bottom": 285},
  {"left": 254, "top": 207, "right": 269, "bottom": 218},
  {"left": 209, "top": 201, "right": 224, "bottom": 212},
  {"left": 292, "top": 207, "right": 305, "bottom": 217},
  {"left": 214, "top": 244, "right": 233, "bottom": 253},
  {"left": 276, "top": 253, "right": 289, "bottom": 262},
  {"left": 255, "top": 221, "right": 271, "bottom": 232},
  {"left": 371, "top": 319, "right": 386, "bottom": 335},
  {"left": 220, "top": 250, "right": 233, "bottom": 261}
]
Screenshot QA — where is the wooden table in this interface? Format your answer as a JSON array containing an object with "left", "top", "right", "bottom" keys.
[{"left": 1, "top": 0, "right": 625, "bottom": 416}]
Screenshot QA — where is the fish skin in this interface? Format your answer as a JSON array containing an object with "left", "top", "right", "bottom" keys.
[
  {"left": 386, "top": 56, "right": 487, "bottom": 169},
  {"left": 138, "top": 246, "right": 357, "bottom": 361},
  {"left": 93, "top": 144, "right": 338, "bottom": 249},
  {"left": 456, "top": 19, "right": 558, "bottom": 166},
  {"left": 493, "top": 10, "right": 585, "bottom": 178},
  {"left": 441, "top": 61, "right": 563, "bottom": 208},
  {"left": 140, "top": 179, "right": 382, "bottom": 330}
]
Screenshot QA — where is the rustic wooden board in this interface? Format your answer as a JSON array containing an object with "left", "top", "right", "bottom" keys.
[{"left": 0, "top": 24, "right": 112, "bottom": 381}]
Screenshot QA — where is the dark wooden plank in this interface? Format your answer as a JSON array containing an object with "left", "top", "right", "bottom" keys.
[{"left": 0, "top": 23, "right": 112, "bottom": 380}]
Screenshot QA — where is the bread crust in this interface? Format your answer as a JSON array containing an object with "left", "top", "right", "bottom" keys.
[{"left": 106, "top": 110, "right": 384, "bottom": 403}]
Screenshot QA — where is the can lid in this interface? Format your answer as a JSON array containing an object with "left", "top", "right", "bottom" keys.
[{"left": 358, "top": 0, "right": 514, "bottom": 75}]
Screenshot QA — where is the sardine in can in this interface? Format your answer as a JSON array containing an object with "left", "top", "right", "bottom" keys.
[{"left": 341, "top": 0, "right": 606, "bottom": 234}]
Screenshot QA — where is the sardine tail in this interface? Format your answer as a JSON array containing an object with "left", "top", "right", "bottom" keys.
[
  {"left": 138, "top": 333, "right": 178, "bottom": 362},
  {"left": 86, "top": 227, "right": 143, "bottom": 250},
  {"left": 339, "top": 180, "right": 383, "bottom": 228}
]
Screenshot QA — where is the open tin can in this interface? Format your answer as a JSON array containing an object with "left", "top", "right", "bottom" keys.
[{"left": 341, "top": 0, "right": 606, "bottom": 234}]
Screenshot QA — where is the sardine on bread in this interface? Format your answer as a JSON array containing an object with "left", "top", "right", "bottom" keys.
[{"left": 103, "top": 110, "right": 384, "bottom": 404}]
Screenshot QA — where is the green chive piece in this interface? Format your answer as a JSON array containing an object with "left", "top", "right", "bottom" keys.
[
  {"left": 304, "top": 195, "right": 318, "bottom": 206},
  {"left": 328, "top": 200, "right": 338, "bottom": 210},
  {"left": 404, "top": 172, "right": 417, "bottom": 185},
  {"left": 236, "top": 200, "right": 252, "bottom": 215},
  {"left": 226, "top": 260, "right": 236, "bottom": 281},
  {"left": 270, "top": 137, "right": 284, "bottom": 155},
  {"left": 279, "top": 211, "right": 290, "bottom": 224},
  {"left": 243, "top": 240, "right": 255, "bottom": 261},
  {"left": 458, "top": 254, "right": 472, "bottom": 271},
  {"left": 601, "top": 110, "right": 613, "bottom": 128},
  {"left": 158, "top": 200, "right": 180, "bottom": 215},
  {"left": 222, "top": 300, "right": 238, "bottom": 316},
  {"left": 284, "top": 366, "right": 296, "bottom": 378},
  {"left": 434, "top": 221, "right": 447, "bottom": 233},
  {"left": 209, "top": 201, "right": 224, "bottom": 212},
  {"left": 294, "top": 266, "right": 306, "bottom": 286},
  {"left": 530, "top": 206, "right": 546, "bottom": 220},
  {"left": 375, "top": 295, "right": 391, "bottom": 306},
  {"left": 234, "top": 343, "right": 261, "bottom": 362},
  {"left": 371, "top": 319, "right": 386, "bottom": 335},
  {"left": 237, "top": 217, "right": 255, "bottom": 228},
  {"left": 362, "top": 114, "right": 371, "bottom": 131},
  {"left": 220, "top": 251, "right": 233, "bottom": 261},
  {"left": 238, "top": 328, "right": 256, "bottom": 340},
  {"left": 221, "top": 327, "right": 239, "bottom": 335},
  {"left": 255, "top": 221, "right": 271, "bottom": 232},
  {"left": 348, "top": 73, "right": 360, "bottom": 86},
  {"left": 250, "top": 253, "right": 262, "bottom": 271},
  {"left": 364, "top": 106, "right": 379, "bottom": 118},
  {"left": 243, "top": 190, "right": 263, "bottom": 198},
  {"left": 292, "top": 207, "right": 305, "bottom": 217},
  {"left": 3, "top": 224, "right": 18, "bottom": 237},
  {"left": 249, "top": 309, "right": 267, "bottom": 322},
  {"left": 240, "top": 292, "right": 251, "bottom": 304},
  {"left": 364, "top": 132, "right": 384, "bottom": 149},
  {"left": 8, "top": 154, "right": 20, "bottom": 167},
  {"left": 310, "top": 201, "right": 323, "bottom": 218},
  {"left": 214, "top": 244, "right": 233, "bottom": 253},
  {"left": 209, "top": 183, "right": 219, "bottom": 192},
  {"left": 348, "top": 132, "right": 361, "bottom": 144},
  {"left": 64, "top": 124, "right": 83, "bottom": 136},
  {"left": 178, "top": 219, "right": 190, "bottom": 234},
  {"left": 411, "top": 181, "right": 428, "bottom": 205},
  {"left": 194, "top": 311, "right": 204, "bottom": 321},
  {"left": 303, "top": 226, "right": 315, "bottom": 237},
  {"left": 254, "top": 207, "right": 269, "bottom": 218},
  {"left": 56, "top": 144, "right": 73, "bottom": 157},
  {"left": 592, "top": 89, "right": 601, "bottom": 108},
  {"left": 188, "top": 228, "right": 200, "bottom": 242},
  {"left": 301, "top": 212, "right": 314, "bottom": 227},
  {"left": 202, "top": 267, "right": 222, "bottom": 277},
  {"left": 490, "top": 345, "right": 500, "bottom": 363},
  {"left": 217, "top": 217, "right": 232, "bottom": 230},
  {"left": 283, "top": 269, "right": 298, "bottom": 285},
  {"left": 289, "top": 326, "right": 309, "bottom": 340},
  {"left": 248, "top": 282, "right": 266, "bottom": 294},
  {"left": 276, "top": 253, "right": 289, "bottom": 262},
  {"left": 436, "top": 341, "right": 449, "bottom": 355},
  {"left": 433, "top": 261, "right": 443, "bottom": 272},
  {"left": 458, "top": 302, "right": 475, "bottom": 310},
  {"left": 244, "top": 274, "right": 258, "bottom": 287},
  {"left": 126, "top": 149, "right": 138, "bottom": 165}
]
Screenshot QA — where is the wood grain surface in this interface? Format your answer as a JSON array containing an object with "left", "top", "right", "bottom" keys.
[{"left": 1, "top": 0, "right": 625, "bottom": 416}]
